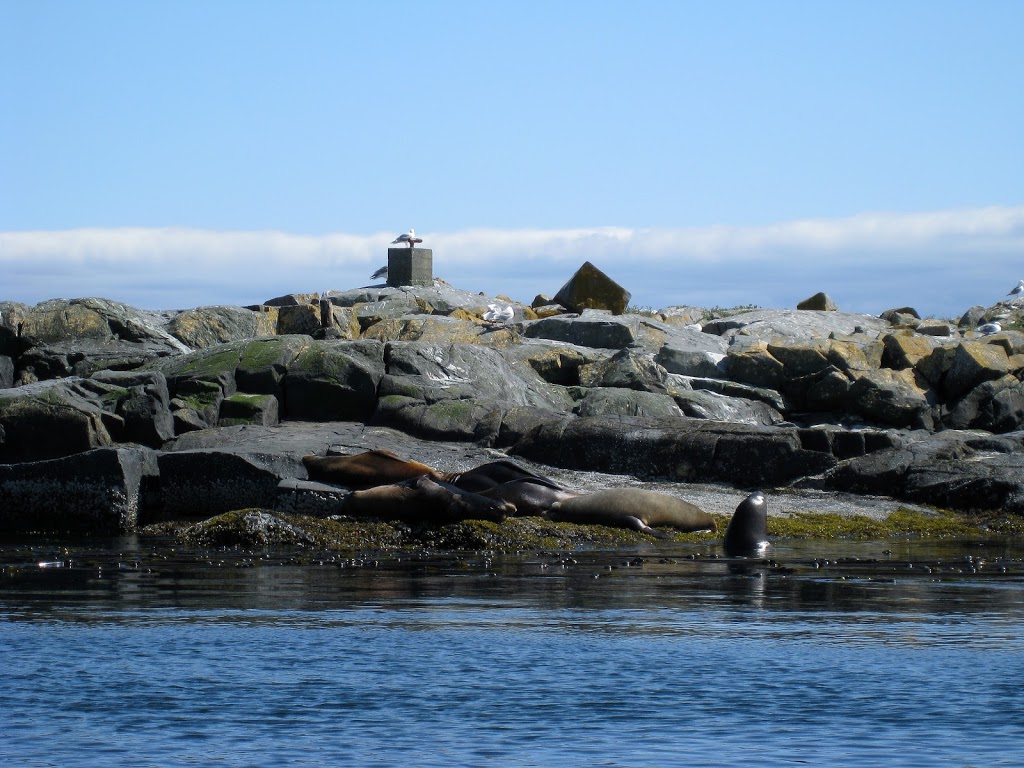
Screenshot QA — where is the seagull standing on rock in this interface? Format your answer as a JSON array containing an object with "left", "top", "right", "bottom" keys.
[
  {"left": 483, "top": 304, "right": 515, "bottom": 324},
  {"left": 1006, "top": 279, "right": 1024, "bottom": 302},
  {"left": 977, "top": 321, "right": 1002, "bottom": 336},
  {"left": 391, "top": 228, "right": 423, "bottom": 248}
]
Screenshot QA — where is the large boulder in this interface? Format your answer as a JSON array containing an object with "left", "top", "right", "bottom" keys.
[
  {"left": 285, "top": 340, "right": 385, "bottom": 421},
  {"left": 522, "top": 310, "right": 639, "bottom": 349},
  {"left": 167, "top": 305, "right": 277, "bottom": 349},
  {"left": 0, "top": 380, "right": 116, "bottom": 463},
  {"left": 942, "top": 341, "right": 1011, "bottom": 400},
  {"left": 846, "top": 368, "right": 935, "bottom": 429},
  {"left": 553, "top": 261, "right": 631, "bottom": 315},
  {"left": 796, "top": 292, "right": 838, "bottom": 311}
]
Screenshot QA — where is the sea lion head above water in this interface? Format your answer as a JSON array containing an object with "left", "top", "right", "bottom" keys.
[{"left": 723, "top": 491, "right": 769, "bottom": 557}]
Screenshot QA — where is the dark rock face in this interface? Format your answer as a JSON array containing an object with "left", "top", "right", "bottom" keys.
[
  {"left": 797, "top": 292, "right": 838, "bottom": 311},
  {"left": 553, "top": 261, "right": 631, "bottom": 315},
  {"left": 0, "top": 447, "right": 153, "bottom": 533}
]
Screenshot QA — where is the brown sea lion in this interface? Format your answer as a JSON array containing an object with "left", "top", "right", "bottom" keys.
[
  {"left": 344, "top": 475, "right": 514, "bottom": 524},
  {"left": 547, "top": 488, "right": 717, "bottom": 538},
  {"left": 302, "top": 449, "right": 441, "bottom": 489},
  {"left": 444, "top": 459, "right": 561, "bottom": 494},
  {"left": 480, "top": 479, "right": 578, "bottom": 517},
  {"left": 723, "top": 491, "right": 769, "bottom": 557}
]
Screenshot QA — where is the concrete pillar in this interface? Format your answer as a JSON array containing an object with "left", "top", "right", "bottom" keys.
[{"left": 387, "top": 248, "right": 433, "bottom": 287}]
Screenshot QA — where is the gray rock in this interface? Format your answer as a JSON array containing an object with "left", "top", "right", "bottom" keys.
[
  {"left": 522, "top": 310, "right": 640, "bottom": 349},
  {"left": 219, "top": 393, "right": 280, "bottom": 427},
  {"left": 797, "top": 292, "right": 838, "bottom": 311},
  {"left": 0, "top": 446, "right": 153, "bottom": 533},
  {"left": 381, "top": 341, "right": 561, "bottom": 410},
  {"left": 846, "top": 368, "right": 935, "bottom": 429},
  {"left": 553, "top": 261, "right": 631, "bottom": 315},
  {"left": 87, "top": 370, "right": 175, "bottom": 447},
  {"left": 275, "top": 478, "right": 351, "bottom": 517},
  {"left": 0, "top": 355, "right": 12, "bottom": 389},
  {"left": 166, "top": 305, "right": 277, "bottom": 349},
  {"left": 702, "top": 309, "right": 890, "bottom": 340},
  {"left": 155, "top": 448, "right": 305, "bottom": 520},
  {"left": 0, "top": 379, "right": 117, "bottom": 463},
  {"left": 578, "top": 349, "right": 668, "bottom": 393},
  {"left": 507, "top": 414, "right": 836, "bottom": 487},
  {"left": 574, "top": 388, "right": 684, "bottom": 419},
  {"left": 942, "top": 341, "right": 1011, "bottom": 400},
  {"left": 667, "top": 384, "right": 785, "bottom": 426},
  {"left": 276, "top": 304, "right": 323, "bottom": 336},
  {"left": 285, "top": 340, "right": 385, "bottom": 421}
]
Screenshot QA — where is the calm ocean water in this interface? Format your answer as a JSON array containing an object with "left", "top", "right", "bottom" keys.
[{"left": 2, "top": 537, "right": 1023, "bottom": 768}]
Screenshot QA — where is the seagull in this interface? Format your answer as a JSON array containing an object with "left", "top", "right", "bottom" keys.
[
  {"left": 483, "top": 303, "right": 514, "bottom": 323},
  {"left": 1007, "top": 280, "right": 1024, "bottom": 301},
  {"left": 977, "top": 321, "right": 1002, "bottom": 336},
  {"left": 391, "top": 228, "right": 423, "bottom": 248},
  {"left": 371, "top": 265, "right": 388, "bottom": 280}
]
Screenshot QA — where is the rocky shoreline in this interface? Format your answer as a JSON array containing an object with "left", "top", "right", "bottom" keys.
[{"left": 2, "top": 273, "right": 1023, "bottom": 548}]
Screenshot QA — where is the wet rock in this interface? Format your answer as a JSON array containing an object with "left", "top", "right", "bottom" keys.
[
  {"left": 156, "top": 448, "right": 305, "bottom": 520},
  {"left": 553, "top": 261, "right": 631, "bottom": 315},
  {"left": 0, "top": 446, "right": 154, "bottom": 533},
  {"left": 275, "top": 478, "right": 352, "bottom": 517}
]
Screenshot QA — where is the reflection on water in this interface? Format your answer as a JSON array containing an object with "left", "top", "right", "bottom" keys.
[{"left": 2, "top": 537, "right": 1023, "bottom": 767}]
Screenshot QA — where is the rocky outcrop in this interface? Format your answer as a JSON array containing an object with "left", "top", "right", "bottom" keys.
[{"left": 2, "top": 278, "right": 1024, "bottom": 534}]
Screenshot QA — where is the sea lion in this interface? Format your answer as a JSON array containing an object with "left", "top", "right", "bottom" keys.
[
  {"left": 302, "top": 449, "right": 441, "bottom": 489},
  {"left": 547, "top": 488, "right": 717, "bottom": 538},
  {"left": 480, "top": 478, "right": 578, "bottom": 517},
  {"left": 723, "top": 491, "right": 769, "bottom": 557},
  {"left": 445, "top": 459, "right": 560, "bottom": 494},
  {"left": 344, "top": 475, "right": 514, "bottom": 524}
]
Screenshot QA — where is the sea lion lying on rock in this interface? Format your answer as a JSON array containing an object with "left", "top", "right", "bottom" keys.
[
  {"left": 479, "top": 478, "right": 578, "bottom": 517},
  {"left": 722, "top": 491, "right": 769, "bottom": 557},
  {"left": 444, "top": 459, "right": 561, "bottom": 494},
  {"left": 303, "top": 449, "right": 441, "bottom": 489},
  {"left": 344, "top": 475, "right": 514, "bottom": 524},
  {"left": 547, "top": 488, "right": 717, "bottom": 538}
]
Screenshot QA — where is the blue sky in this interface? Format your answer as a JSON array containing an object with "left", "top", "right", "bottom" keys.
[{"left": 2, "top": 1, "right": 1022, "bottom": 317}]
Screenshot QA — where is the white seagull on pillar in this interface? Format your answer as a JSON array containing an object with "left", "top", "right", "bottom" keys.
[{"left": 391, "top": 228, "right": 423, "bottom": 248}]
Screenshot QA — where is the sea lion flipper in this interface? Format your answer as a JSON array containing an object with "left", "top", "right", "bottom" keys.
[{"left": 638, "top": 523, "right": 672, "bottom": 539}]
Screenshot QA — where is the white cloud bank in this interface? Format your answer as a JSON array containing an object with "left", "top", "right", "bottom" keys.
[{"left": 2, "top": 206, "right": 1023, "bottom": 319}]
